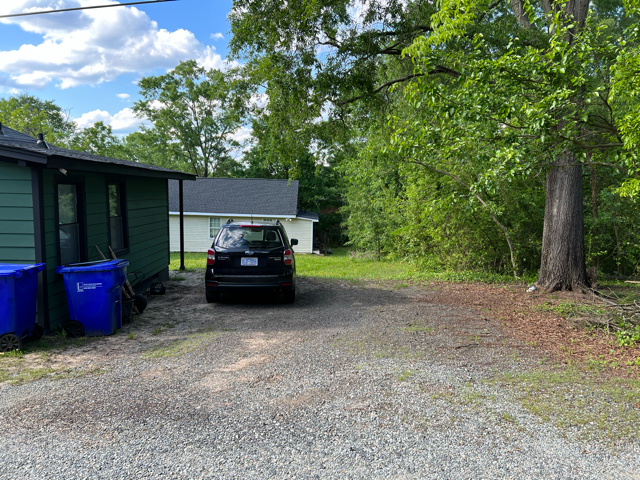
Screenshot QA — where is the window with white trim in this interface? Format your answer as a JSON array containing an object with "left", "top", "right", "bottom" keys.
[{"left": 209, "top": 217, "right": 221, "bottom": 239}]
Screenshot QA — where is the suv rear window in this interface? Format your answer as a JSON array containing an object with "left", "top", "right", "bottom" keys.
[{"left": 215, "top": 226, "right": 283, "bottom": 249}]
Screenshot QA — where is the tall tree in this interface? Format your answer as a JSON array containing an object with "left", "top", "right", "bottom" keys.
[
  {"left": 69, "top": 121, "right": 123, "bottom": 157},
  {"left": 398, "top": 0, "right": 638, "bottom": 290},
  {"left": 0, "top": 93, "right": 76, "bottom": 146},
  {"left": 133, "top": 60, "right": 251, "bottom": 177}
]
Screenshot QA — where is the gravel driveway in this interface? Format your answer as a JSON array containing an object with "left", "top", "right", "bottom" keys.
[{"left": 1, "top": 272, "right": 639, "bottom": 479}]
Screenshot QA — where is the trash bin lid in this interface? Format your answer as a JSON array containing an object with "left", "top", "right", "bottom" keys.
[
  {"left": 0, "top": 263, "right": 45, "bottom": 278},
  {"left": 56, "top": 259, "right": 129, "bottom": 274}
]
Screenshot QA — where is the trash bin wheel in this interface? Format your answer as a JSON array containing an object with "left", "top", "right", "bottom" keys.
[
  {"left": 133, "top": 294, "right": 147, "bottom": 314},
  {"left": 64, "top": 321, "right": 85, "bottom": 339},
  {"left": 29, "top": 324, "right": 44, "bottom": 342},
  {"left": 0, "top": 333, "right": 22, "bottom": 352}
]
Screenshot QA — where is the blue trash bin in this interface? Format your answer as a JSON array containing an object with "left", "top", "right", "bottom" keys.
[
  {"left": 0, "top": 263, "right": 46, "bottom": 351},
  {"left": 56, "top": 259, "right": 129, "bottom": 337}
]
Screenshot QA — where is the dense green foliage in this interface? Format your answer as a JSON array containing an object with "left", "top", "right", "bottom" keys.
[
  {"left": 3, "top": 0, "right": 639, "bottom": 279},
  {"left": 228, "top": 0, "right": 640, "bottom": 279}
]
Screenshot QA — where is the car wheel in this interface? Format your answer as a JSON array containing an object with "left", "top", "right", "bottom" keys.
[
  {"left": 282, "top": 288, "right": 295, "bottom": 304},
  {"left": 206, "top": 291, "right": 221, "bottom": 303}
]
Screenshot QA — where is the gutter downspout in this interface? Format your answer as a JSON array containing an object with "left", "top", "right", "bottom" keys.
[
  {"left": 31, "top": 167, "right": 49, "bottom": 331},
  {"left": 179, "top": 179, "right": 185, "bottom": 271}
]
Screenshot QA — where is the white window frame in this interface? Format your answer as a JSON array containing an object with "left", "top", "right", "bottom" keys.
[{"left": 209, "top": 217, "right": 221, "bottom": 239}]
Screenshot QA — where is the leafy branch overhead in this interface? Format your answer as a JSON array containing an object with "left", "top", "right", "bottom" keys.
[{"left": 133, "top": 60, "right": 253, "bottom": 177}]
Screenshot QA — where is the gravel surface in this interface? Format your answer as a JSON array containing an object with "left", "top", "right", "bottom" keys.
[{"left": 1, "top": 272, "right": 639, "bottom": 479}]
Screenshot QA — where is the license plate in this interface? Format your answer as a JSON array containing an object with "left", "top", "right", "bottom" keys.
[{"left": 241, "top": 257, "right": 258, "bottom": 266}]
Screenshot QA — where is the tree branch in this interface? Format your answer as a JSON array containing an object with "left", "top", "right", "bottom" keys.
[{"left": 336, "top": 66, "right": 460, "bottom": 105}]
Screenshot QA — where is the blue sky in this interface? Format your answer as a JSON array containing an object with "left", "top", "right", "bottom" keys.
[{"left": 0, "top": 0, "right": 235, "bottom": 134}]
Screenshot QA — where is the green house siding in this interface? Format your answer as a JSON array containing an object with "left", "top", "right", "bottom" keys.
[
  {"left": 0, "top": 162, "right": 35, "bottom": 264},
  {"left": 42, "top": 171, "right": 170, "bottom": 330}
]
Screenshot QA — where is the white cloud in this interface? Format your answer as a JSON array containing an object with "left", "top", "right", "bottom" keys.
[
  {"left": 75, "top": 107, "right": 149, "bottom": 133},
  {"left": 0, "top": 1, "right": 225, "bottom": 89},
  {"left": 210, "top": 32, "right": 224, "bottom": 40},
  {"left": 116, "top": 93, "right": 130, "bottom": 99}
]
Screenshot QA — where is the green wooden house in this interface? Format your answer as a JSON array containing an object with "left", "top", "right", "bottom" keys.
[{"left": 0, "top": 124, "right": 194, "bottom": 332}]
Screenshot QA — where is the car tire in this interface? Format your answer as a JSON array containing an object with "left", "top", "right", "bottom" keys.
[
  {"left": 282, "top": 288, "right": 295, "bottom": 304},
  {"left": 206, "top": 291, "right": 221, "bottom": 303}
]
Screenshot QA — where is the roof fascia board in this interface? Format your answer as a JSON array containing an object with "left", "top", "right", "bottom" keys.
[
  {"left": 0, "top": 146, "right": 48, "bottom": 165},
  {"left": 47, "top": 155, "right": 195, "bottom": 180},
  {"left": 169, "top": 211, "right": 297, "bottom": 218},
  {"left": 168, "top": 211, "right": 319, "bottom": 222}
]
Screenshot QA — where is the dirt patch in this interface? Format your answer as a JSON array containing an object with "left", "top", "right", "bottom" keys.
[
  {"left": 221, "top": 354, "right": 271, "bottom": 372},
  {"left": 423, "top": 283, "right": 640, "bottom": 374}
]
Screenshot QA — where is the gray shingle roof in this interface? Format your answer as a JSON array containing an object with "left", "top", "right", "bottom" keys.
[
  {"left": 0, "top": 124, "right": 194, "bottom": 179},
  {"left": 169, "top": 178, "right": 304, "bottom": 216},
  {"left": 296, "top": 209, "right": 319, "bottom": 221}
]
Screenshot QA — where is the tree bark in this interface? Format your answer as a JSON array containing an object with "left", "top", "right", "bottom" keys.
[
  {"left": 589, "top": 161, "right": 598, "bottom": 269},
  {"left": 536, "top": 151, "right": 588, "bottom": 291}
]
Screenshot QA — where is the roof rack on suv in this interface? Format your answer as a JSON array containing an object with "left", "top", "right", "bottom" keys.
[{"left": 226, "top": 219, "right": 234, "bottom": 224}]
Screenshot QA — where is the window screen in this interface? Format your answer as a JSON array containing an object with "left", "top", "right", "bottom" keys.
[
  {"left": 108, "top": 184, "right": 126, "bottom": 251},
  {"left": 58, "top": 184, "right": 81, "bottom": 265},
  {"left": 209, "top": 217, "right": 221, "bottom": 238}
]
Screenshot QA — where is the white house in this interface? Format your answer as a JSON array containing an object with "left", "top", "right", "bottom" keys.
[{"left": 168, "top": 178, "right": 319, "bottom": 253}]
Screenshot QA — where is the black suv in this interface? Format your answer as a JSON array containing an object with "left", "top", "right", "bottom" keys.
[{"left": 205, "top": 220, "right": 298, "bottom": 303}]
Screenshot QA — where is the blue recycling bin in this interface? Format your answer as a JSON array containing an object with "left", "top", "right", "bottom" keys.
[
  {"left": 0, "top": 263, "right": 45, "bottom": 351},
  {"left": 56, "top": 259, "right": 129, "bottom": 337}
]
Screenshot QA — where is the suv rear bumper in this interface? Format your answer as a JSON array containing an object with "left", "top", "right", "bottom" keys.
[{"left": 205, "top": 274, "right": 295, "bottom": 293}]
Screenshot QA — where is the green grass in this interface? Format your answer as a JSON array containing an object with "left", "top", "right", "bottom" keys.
[
  {"left": 142, "top": 330, "right": 226, "bottom": 358},
  {"left": 170, "top": 248, "right": 525, "bottom": 284},
  {"left": 169, "top": 252, "right": 209, "bottom": 271},
  {"left": 489, "top": 367, "right": 640, "bottom": 442},
  {"left": 397, "top": 370, "right": 414, "bottom": 382},
  {"left": 400, "top": 325, "right": 433, "bottom": 334},
  {"left": 534, "top": 301, "right": 607, "bottom": 318}
]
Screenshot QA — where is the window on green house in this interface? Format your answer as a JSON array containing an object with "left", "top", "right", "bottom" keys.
[
  {"left": 108, "top": 184, "right": 126, "bottom": 251},
  {"left": 209, "top": 217, "right": 221, "bottom": 239},
  {"left": 58, "top": 184, "right": 81, "bottom": 265}
]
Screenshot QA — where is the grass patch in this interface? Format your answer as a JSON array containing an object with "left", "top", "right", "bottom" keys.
[
  {"left": 169, "top": 252, "right": 208, "bottom": 271},
  {"left": 142, "top": 330, "right": 226, "bottom": 358},
  {"left": 534, "top": 301, "right": 606, "bottom": 318},
  {"left": 400, "top": 325, "right": 433, "bottom": 334},
  {"left": 397, "top": 370, "right": 414, "bottom": 382},
  {"left": 489, "top": 367, "right": 640, "bottom": 442},
  {"left": 169, "top": 248, "right": 526, "bottom": 284}
]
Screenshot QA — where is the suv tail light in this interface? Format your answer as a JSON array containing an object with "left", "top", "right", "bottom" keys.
[
  {"left": 207, "top": 249, "right": 215, "bottom": 266},
  {"left": 283, "top": 249, "right": 293, "bottom": 265}
]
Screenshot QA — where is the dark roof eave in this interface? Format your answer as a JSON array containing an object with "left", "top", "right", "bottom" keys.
[
  {"left": 47, "top": 155, "right": 196, "bottom": 180},
  {"left": 0, "top": 145, "right": 48, "bottom": 165}
]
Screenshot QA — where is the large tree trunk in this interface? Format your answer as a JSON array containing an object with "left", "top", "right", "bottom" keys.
[{"left": 536, "top": 151, "right": 588, "bottom": 291}]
